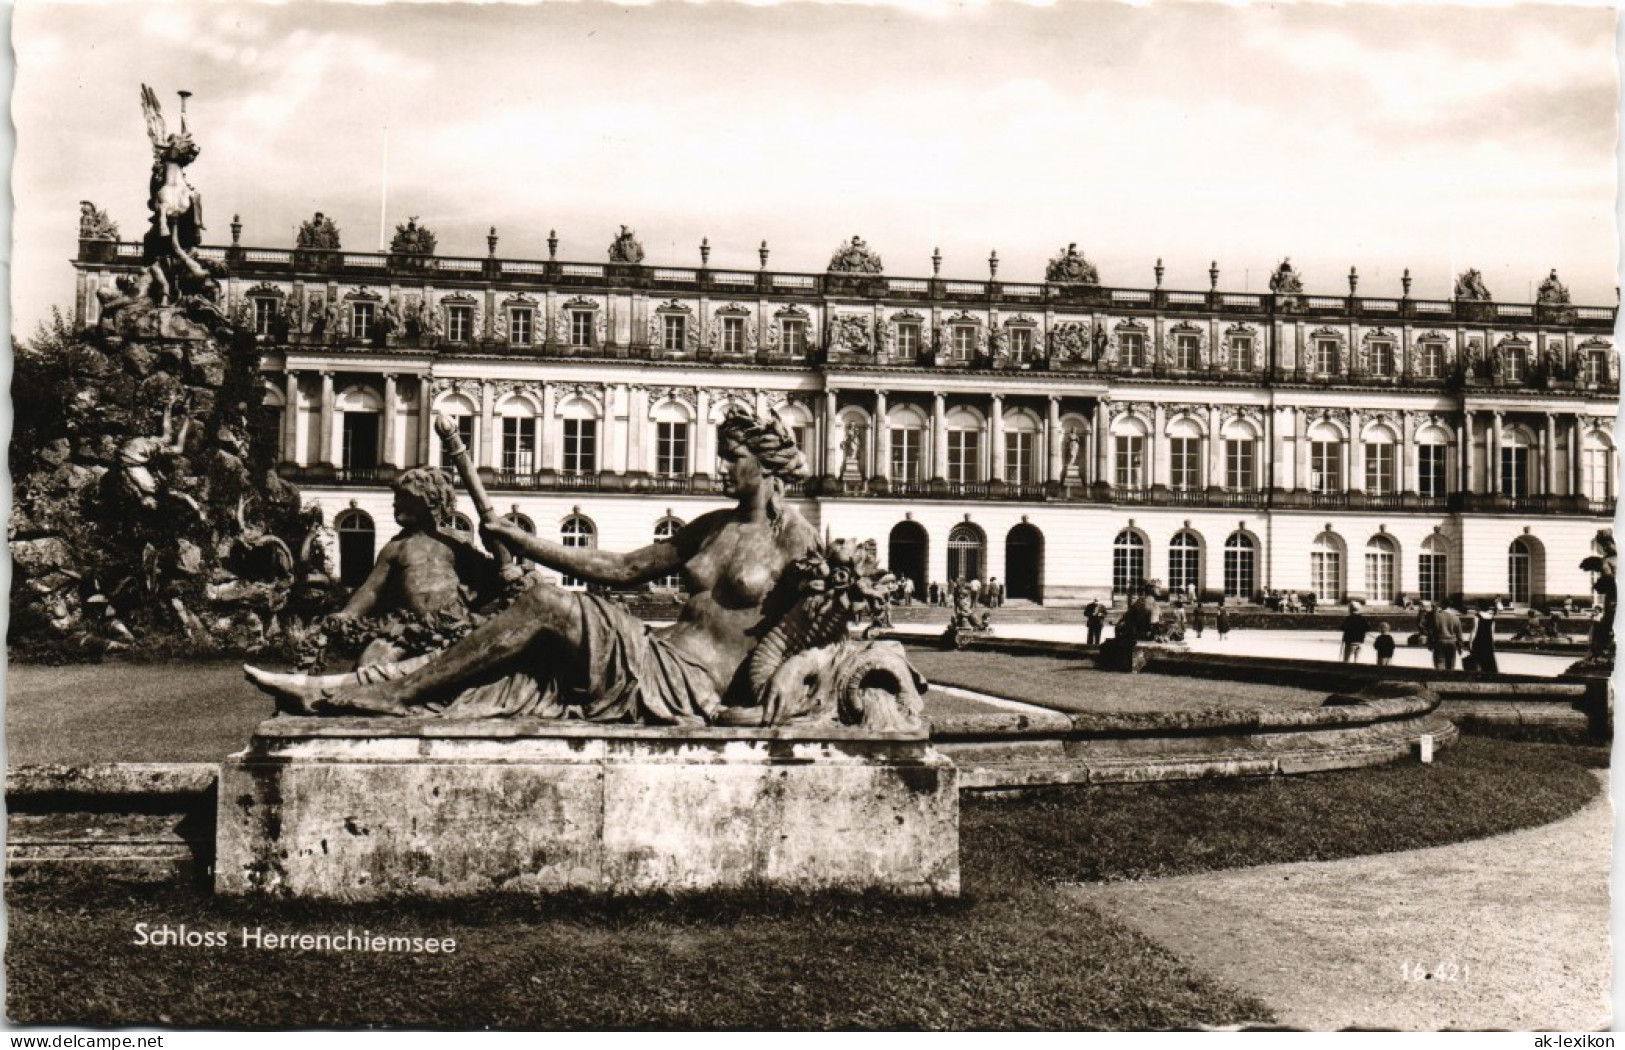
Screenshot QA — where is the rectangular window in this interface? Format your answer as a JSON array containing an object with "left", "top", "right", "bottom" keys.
[
  {"left": 1121, "top": 331, "right": 1147, "bottom": 368},
  {"left": 508, "top": 309, "right": 534, "bottom": 346},
  {"left": 1585, "top": 350, "right": 1609, "bottom": 385},
  {"left": 1418, "top": 343, "right": 1444, "bottom": 379},
  {"left": 1504, "top": 347, "right": 1527, "bottom": 383},
  {"left": 350, "top": 302, "right": 375, "bottom": 341},
  {"left": 951, "top": 326, "right": 977, "bottom": 361},
  {"left": 1500, "top": 447, "right": 1529, "bottom": 497},
  {"left": 1115, "top": 436, "right": 1146, "bottom": 488},
  {"left": 1170, "top": 437, "right": 1201, "bottom": 490},
  {"left": 1311, "top": 441, "right": 1343, "bottom": 493},
  {"left": 1009, "top": 329, "right": 1033, "bottom": 361},
  {"left": 1419, "top": 553, "right": 1447, "bottom": 603},
  {"left": 890, "top": 428, "right": 923, "bottom": 482},
  {"left": 655, "top": 421, "right": 690, "bottom": 477},
  {"left": 1004, "top": 432, "right": 1035, "bottom": 483},
  {"left": 1175, "top": 334, "right": 1200, "bottom": 370},
  {"left": 501, "top": 417, "right": 536, "bottom": 475},
  {"left": 1369, "top": 342, "right": 1395, "bottom": 377},
  {"left": 569, "top": 310, "right": 595, "bottom": 348},
  {"left": 562, "top": 419, "right": 598, "bottom": 475},
  {"left": 1228, "top": 337, "right": 1253, "bottom": 372},
  {"left": 662, "top": 315, "right": 687, "bottom": 352},
  {"left": 721, "top": 316, "right": 746, "bottom": 354},
  {"left": 897, "top": 323, "right": 921, "bottom": 357},
  {"left": 447, "top": 305, "right": 472, "bottom": 343},
  {"left": 1225, "top": 439, "right": 1255, "bottom": 490},
  {"left": 1315, "top": 339, "right": 1340, "bottom": 374},
  {"left": 1419, "top": 445, "right": 1448, "bottom": 499},
  {"left": 947, "top": 431, "right": 981, "bottom": 484},
  {"left": 791, "top": 426, "right": 813, "bottom": 463},
  {"left": 253, "top": 298, "right": 278, "bottom": 337},
  {"left": 1583, "top": 448, "right": 1611, "bottom": 500},
  {"left": 780, "top": 319, "right": 807, "bottom": 355},
  {"left": 1364, "top": 443, "right": 1395, "bottom": 494}
]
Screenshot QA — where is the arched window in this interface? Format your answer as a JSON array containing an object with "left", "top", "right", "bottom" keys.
[
  {"left": 652, "top": 517, "right": 684, "bottom": 591},
  {"left": 560, "top": 515, "right": 597, "bottom": 590},
  {"left": 335, "top": 509, "right": 376, "bottom": 588},
  {"left": 1112, "top": 530, "right": 1146, "bottom": 597},
  {"left": 1168, "top": 531, "right": 1201, "bottom": 596},
  {"left": 1416, "top": 425, "right": 1452, "bottom": 500},
  {"left": 1223, "top": 533, "right": 1256, "bottom": 601},
  {"left": 1364, "top": 534, "right": 1398, "bottom": 604},
  {"left": 947, "top": 523, "right": 986, "bottom": 585},
  {"left": 1500, "top": 426, "right": 1532, "bottom": 498},
  {"left": 1310, "top": 530, "right": 1345, "bottom": 603},
  {"left": 1419, "top": 534, "right": 1449, "bottom": 604},
  {"left": 450, "top": 512, "right": 475, "bottom": 533},
  {"left": 502, "top": 513, "right": 536, "bottom": 566},
  {"left": 1582, "top": 430, "right": 1615, "bottom": 503},
  {"left": 1508, "top": 537, "right": 1535, "bottom": 605},
  {"left": 1167, "top": 418, "right": 1204, "bottom": 492},
  {"left": 1363, "top": 425, "right": 1398, "bottom": 496},
  {"left": 888, "top": 520, "right": 929, "bottom": 600}
]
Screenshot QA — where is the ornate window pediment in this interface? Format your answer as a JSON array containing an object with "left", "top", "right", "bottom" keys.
[
  {"left": 246, "top": 282, "right": 287, "bottom": 300},
  {"left": 343, "top": 286, "right": 382, "bottom": 302}
]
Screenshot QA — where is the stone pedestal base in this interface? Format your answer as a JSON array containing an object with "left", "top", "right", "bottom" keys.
[{"left": 216, "top": 718, "right": 959, "bottom": 900}]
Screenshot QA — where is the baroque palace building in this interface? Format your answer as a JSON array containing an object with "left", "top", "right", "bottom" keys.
[{"left": 73, "top": 221, "right": 1619, "bottom": 607}]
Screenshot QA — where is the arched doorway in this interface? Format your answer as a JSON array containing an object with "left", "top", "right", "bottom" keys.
[
  {"left": 947, "top": 523, "right": 986, "bottom": 585},
  {"left": 1168, "top": 530, "right": 1202, "bottom": 597},
  {"left": 335, "top": 509, "right": 376, "bottom": 588},
  {"left": 1005, "top": 523, "right": 1044, "bottom": 603},
  {"left": 888, "top": 521, "right": 928, "bottom": 598},
  {"left": 1508, "top": 536, "right": 1544, "bottom": 605},
  {"left": 1112, "top": 529, "right": 1146, "bottom": 596},
  {"left": 1364, "top": 534, "right": 1398, "bottom": 604},
  {"left": 1224, "top": 532, "right": 1256, "bottom": 601}
]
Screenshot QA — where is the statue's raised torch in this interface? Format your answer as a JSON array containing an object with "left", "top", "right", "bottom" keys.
[{"left": 433, "top": 414, "right": 511, "bottom": 570}]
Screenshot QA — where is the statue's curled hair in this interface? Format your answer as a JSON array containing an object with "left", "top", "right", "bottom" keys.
[
  {"left": 393, "top": 467, "right": 459, "bottom": 528},
  {"left": 718, "top": 406, "right": 810, "bottom": 482}
]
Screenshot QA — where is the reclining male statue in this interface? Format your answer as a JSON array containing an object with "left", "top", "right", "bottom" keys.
[{"left": 246, "top": 407, "right": 925, "bottom": 730}]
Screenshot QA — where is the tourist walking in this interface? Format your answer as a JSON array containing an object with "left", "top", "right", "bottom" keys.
[
  {"left": 1216, "top": 605, "right": 1231, "bottom": 641},
  {"left": 1431, "top": 603, "right": 1463, "bottom": 670},
  {"left": 1191, "top": 602, "right": 1206, "bottom": 638},
  {"left": 1470, "top": 602, "right": 1500, "bottom": 674},
  {"left": 1373, "top": 623, "right": 1396, "bottom": 667},
  {"left": 1339, "top": 603, "right": 1370, "bottom": 662}
]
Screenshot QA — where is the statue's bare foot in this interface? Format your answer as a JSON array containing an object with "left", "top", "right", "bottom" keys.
[{"left": 245, "top": 665, "right": 414, "bottom": 718}]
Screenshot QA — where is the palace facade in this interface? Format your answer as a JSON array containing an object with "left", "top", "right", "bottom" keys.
[{"left": 73, "top": 228, "right": 1620, "bottom": 607}]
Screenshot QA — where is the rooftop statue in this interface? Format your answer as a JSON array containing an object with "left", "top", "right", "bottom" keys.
[
  {"left": 1268, "top": 258, "right": 1303, "bottom": 295},
  {"left": 1537, "top": 268, "right": 1571, "bottom": 306},
  {"left": 1454, "top": 268, "right": 1493, "bottom": 302},
  {"left": 126, "top": 85, "right": 220, "bottom": 314},
  {"left": 79, "top": 200, "right": 119, "bottom": 240},
  {"left": 1045, "top": 243, "right": 1099, "bottom": 285},
  {"left": 391, "top": 216, "right": 437, "bottom": 255},
  {"left": 296, "top": 211, "right": 342, "bottom": 251},
  {"left": 246, "top": 406, "right": 926, "bottom": 731},
  {"left": 827, "top": 235, "right": 883, "bottom": 275},
  {"left": 607, "top": 225, "right": 645, "bottom": 264}
]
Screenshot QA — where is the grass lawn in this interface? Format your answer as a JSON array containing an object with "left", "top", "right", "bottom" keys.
[
  {"left": 908, "top": 646, "right": 1327, "bottom": 714},
  {"left": 6, "top": 738, "right": 1603, "bottom": 1029}
]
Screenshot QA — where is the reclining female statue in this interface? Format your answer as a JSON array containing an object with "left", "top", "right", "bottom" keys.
[{"left": 246, "top": 406, "right": 824, "bottom": 723}]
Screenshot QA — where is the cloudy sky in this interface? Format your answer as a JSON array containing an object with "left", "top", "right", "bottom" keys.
[{"left": 10, "top": 1, "right": 1619, "bottom": 336}]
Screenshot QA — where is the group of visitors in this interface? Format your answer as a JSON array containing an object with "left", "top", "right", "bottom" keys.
[
  {"left": 1262, "top": 589, "right": 1318, "bottom": 614},
  {"left": 1336, "top": 604, "right": 1396, "bottom": 665},
  {"left": 926, "top": 577, "right": 1005, "bottom": 608},
  {"left": 1082, "top": 597, "right": 1231, "bottom": 647},
  {"left": 1187, "top": 602, "right": 1231, "bottom": 642},
  {"left": 1411, "top": 600, "right": 1501, "bottom": 673}
]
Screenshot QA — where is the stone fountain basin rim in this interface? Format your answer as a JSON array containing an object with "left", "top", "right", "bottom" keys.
[{"left": 248, "top": 715, "right": 929, "bottom": 743}]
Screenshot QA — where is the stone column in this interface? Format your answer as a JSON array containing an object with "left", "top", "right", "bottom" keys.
[
  {"left": 824, "top": 391, "right": 840, "bottom": 477},
  {"left": 282, "top": 370, "right": 301, "bottom": 463},
  {"left": 1297, "top": 411, "right": 1312, "bottom": 491},
  {"left": 697, "top": 389, "right": 714, "bottom": 475},
  {"left": 478, "top": 382, "right": 497, "bottom": 472},
  {"left": 318, "top": 371, "right": 336, "bottom": 467},
  {"left": 1151, "top": 403, "right": 1167, "bottom": 488},
  {"left": 1569, "top": 414, "right": 1582, "bottom": 496},
  {"left": 989, "top": 394, "right": 1006, "bottom": 482},
  {"left": 381, "top": 374, "right": 399, "bottom": 469},
  {"left": 1489, "top": 410, "right": 1503, "bottom": 495},
  {"left": 1544, "top": 414, "right": 1557, "bottom": 496},
  {"left": 626, "top": 386, "right": 646, "bottom": 474},
  {"left": 1349, "top": 408, "right": 1364, "bottom": 492},
  {"left": 418, "top": 379, "right": 437, "bottom": 467},
  {"left": 1272, "top": 407, "right": 1291, "bottom": 490},
  {"left": 538, "top": 384, "right": 554, "bottom": 476},
  {"left": 1093, "top": 400, "right": 1109, "bottom": 485},
  {"left": 1046, "top": 396, "right": 1062, "bottom": 483},
  {"left": 932, "top": 391, "right": 948, "bottom": 482},
  {"left": 1462, "top": 412, "right": 1476, "bottom": 494},
  {"left": 1207, "top": 405, "right": 1222, "bottom": 488},
  {"left": 1399, "top": 411, "right": 1414, "bottom": 494},
  {"left": 875, "top": 389, "right": 890, "bottom": 481}
]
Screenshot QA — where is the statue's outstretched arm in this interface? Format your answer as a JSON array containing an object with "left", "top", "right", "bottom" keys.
[
  {"left": 336, "top": 545, "right": 396, "bottom": 619},
  {"left": 484, "top": 521, "right": 683, "bottom": 587}
]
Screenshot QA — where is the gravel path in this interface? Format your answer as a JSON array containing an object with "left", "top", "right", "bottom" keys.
[{"left": 1065, "top": 772, "right": 1612, "bottom": 1031}]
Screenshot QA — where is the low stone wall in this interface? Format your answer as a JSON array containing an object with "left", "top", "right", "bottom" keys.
[{"left": 215, "top": 718, "right": 960, "bottom": 900}]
